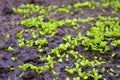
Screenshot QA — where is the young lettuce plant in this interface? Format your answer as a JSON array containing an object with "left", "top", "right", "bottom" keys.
[
  {"left": 65, "top": 77, "right": 70, "bottom": 80},
  {"left": 19, "top": 63, "right": 45, "bottom": 74},
  {"left": 13, "top": 4, "right": 49, "bottom": 17},
  {"left": 89, "top": 68, "right": 102, "bottom": 80},
  {"left": 58, "top": 4, "right": 71, "bottom": 13},
  {"left": 26, "top": 40, "right": 34, "bottom": 48},
  {"left": 19, "top": 63, "right": 30, "bottom": 72},
  {"left": 73, "top": 77, "right": 80, "bottom": 80},
  {"left": 35, "top": 38, "right": 47, "bottom": 46},
  {"left": 6, "top": 34, "right": 10, "bottom": 39},
  {"left": 68, "top": 50, "right": 78, "bottom": 59},
  {"left": 111, "top": 40, "right": 120, "bottom": 46},
  {"left": 58, "top": 7, "right": 70, "bottom": 13},
  {"left": 73, "top": 1, "right": 98, "bottom": 10},
  {"left": 65, "top": 66, "right": 76, "bottom": 75},
  {"left": 63, "top": 35, "right": 72, "bottom": 43},
  {"left": 31, "top": 31, "right": 38, "bottom": 39},
  {"left": 16, "top": 30, "right": 24, "bottom": 39},
  {"left": 6, "top": 46, "right": 14, "bottom": 52},
  {"left": 63, "top": 33, "right": 83, "bottom": 49},
  {"left": 11, "top": 56, "right": 18, "bottom": 61},
  {"left": 16, "top": 30, "right": 25, "bottom": 48},
  {"left": 18, "top": 38, "right": 25, "bottom": 48},
  {"left": 81, "top": 19, "right": 120, "bottom": 53},
  {"left": 71, "top": 33, "right": 83, "bottom": 49}
]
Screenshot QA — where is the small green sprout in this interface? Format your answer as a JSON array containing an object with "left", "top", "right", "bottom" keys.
[
  {"left": 58, "top": 58, "right": 62, "bottom": 62},
  {"left": 31, "top": 31, "right": 38, "bottom": 38},
  {"left": 65, "top": 54, "right": 69, "bottom": 61},
  {"left": 11, "top": 56, "right": 18, "bottom": 61},
  {"left": 69, "top": 50, "right": 78, "bottom": 59},
  {"left": 78, "top": 70, "right": 89, "bottom": 80},
  {"left": 7, "top": 46, "right": 14, "bottom": 52},
  {"left": 90, "top": 68, "right": 102, "bottom": 80},
  {"left": 73, "top": 77, "right": 80, "bottom": 80},
  {"left": 59, "top": 43, "right": 69, "bottom": 51},
  {"left": 101, "top": 68, "right": 105, "bottom": 73},
  {"left": 102, "top": 2, "right": 109, "bottom": 8},
  {"left": 65, "top": 77, "right": 70, "bottom": 80},
  {"left": 16, "top": 30, "right": 24, "bottom": 38},
  {"left": 19, "top": 72, "right": 24, "bottom": 78},
  {"left": 110, "top": 53, "right": 116, "bottom": 58},
  {"left": 53, "top": 77, "right": 58, "bottom": 80},
  {"left": 73, "top": 1, "right": 97, "bottom": 10},
  {"left": 19, "top": 64, "right": 29, "bottom": 71},
  {"left": 109, "top": 68, "right": 114, "bottom": 73},
  {"left": 18, "top": 38, "right": 25, "bottom": 48},
  {"left": 6, "top": 34, "right": 10, "bottom": 39},
  {"left": 52, "top": 70, "right": 58, "bottom": 75},
  {"left": 117, "top": 65, "right": 120, "bottom": 69},
  {"left": 65, "top": 67, "right": 75, "bottom": 75},
  {"left": 111, "top": 40, "right": 120, "bottom": 46},
  {"left": 35, "top": 38, "right": 47, "bottom": 46},
  {"left": 9, "top": 67, "right": 15, "bottom": 71},
  {"left": 80, "top": 59, "right": 91, "bottom": 67},
  {"left": 58, "top": 7, "right": 69, "bottom": 13},
  {"left": 63, "top": 35, "right": 71, "bottom": 43},
  {"left": 58, "top": 5, "right": 71, "bottom": 13},
  {"left": 26, "top": 40, "right": 34, "bottom": 47},
  {"left": 19, "top": 42, "right": 25, "bottom": 48}
]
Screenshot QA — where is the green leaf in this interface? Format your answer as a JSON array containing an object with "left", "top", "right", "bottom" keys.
[{"left": 7, "top": 46, "right": 14, "bottom": 52}]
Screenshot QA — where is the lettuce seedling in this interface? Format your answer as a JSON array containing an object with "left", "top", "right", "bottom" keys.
[
  {"left": 73, "top": 1, "right": 97, "bottom": 10},
  {"left": 26, "top": 40, "right": 34, "bottom": 47},
  {"left": 16, "top": 30, "right": 24, "bottom": 39},
  {"left": 111, "top": 40, "right": 120, "bottom": 46},
  {"left": 58, "top": 8, "right": 69, "bottom": 13},
  {"left": 7, "top": 46, "right": 14, "bottom": 52},
  {"left": 35, "top": 38, "right": 47, "bottom": 46},
  {"left": 80, "top": 59, "right": 91, "bottom": 67},
  {"left": 19, "top": 64, "right": 30, "bottom": 71},
  {"left": 65, "top": 68, "right": 75, "bottom": 74},
  {"left": 52, "top": 70, "right": 58, "bottom": 75},
  {"left": 101, "top": 68, "right": 105, "bottom": 73},
  {"left": 69, "top": 50, "right": 78, "bottom": 59},
  {"left": 19, "top": 41, "right": 25, "bottom": 48},
  {"left": 18, "top": 38, "right": 25, "bottom": 48},
  {"left": 19, "top": 63, "right": 44, "bottom": 74},
  {"left": 11, "top": 56, "right": 18, "bottom": 61},
  {"left": 117, "top": 65, "right": 120, "bottom": 69},
  {"left": 53, "top": 77, "right": 59, "bottom": 80},
  {"left": 58, "top": 5, "right": 71, "bottom": 13},
  {"left": 78, "top": 68, "right": 89, "bottom": 80},
  {"left": 6, "top": 34, "right": 10, "bottom": 39},
  {"left": 65, "top": 77, "right": 70, "bottom": 80},
  {"left": 102, "top": 2, "right": 109, "bottom": 8},
  {"left": 59, "top": 43, "right": 70, "bottom": 51},
  {"left": 73, "top": 77, "right": 80, "bottom": 80},
  {"left": 9, "top": 67, "right": 15, "bottom": 71},
  {"left": 31, "top": 31, "right": 38, "bottom": 39},
  {"left": 63, "top": 35, "right": 71, "bottom": 43},
  {"left": 58, "top": 54, "right": 65, "bottom": 62},
  {"left": 89, "top": 68, "right": 102, "bottom": 80},
  {"left": 65, "top": 54, "right": 69, "bottom": 61}
]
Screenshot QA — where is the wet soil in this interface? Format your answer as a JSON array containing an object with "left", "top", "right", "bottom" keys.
[{"left": 0, "top": 0, "right": 120, "bottom": 80}]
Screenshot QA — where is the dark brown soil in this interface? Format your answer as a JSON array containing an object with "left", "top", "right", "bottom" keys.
[{"left": 0, "top": 0, "right": 120, "bottom": 80}]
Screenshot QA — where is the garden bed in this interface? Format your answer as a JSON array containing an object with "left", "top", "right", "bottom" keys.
[{"left": 0, "top": 0, "right": 120, "bottom": 80}]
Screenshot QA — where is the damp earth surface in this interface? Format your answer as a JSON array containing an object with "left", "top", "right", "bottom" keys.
[{"left": 0, "top": 0, "right": 120, "bottom": 80}]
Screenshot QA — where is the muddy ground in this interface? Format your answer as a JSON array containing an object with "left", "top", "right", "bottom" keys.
[{"left": 0, "top": 0, "right": 120, "bottom": 80}]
